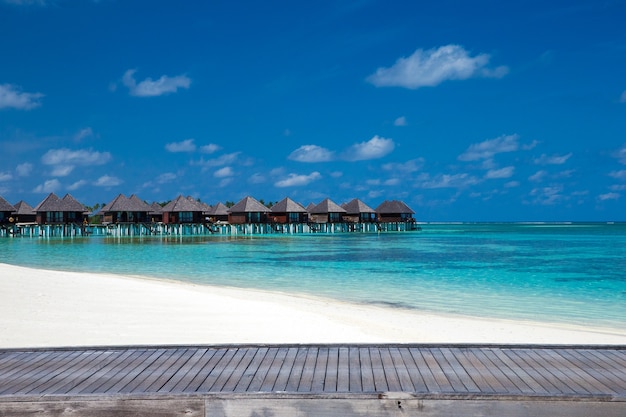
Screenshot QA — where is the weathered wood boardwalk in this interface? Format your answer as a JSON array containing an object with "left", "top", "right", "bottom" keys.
[{"left": 0, "top": 344, "right": 624, "bottom": 416}]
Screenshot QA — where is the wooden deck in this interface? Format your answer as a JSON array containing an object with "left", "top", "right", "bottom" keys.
[{"left": 0, "top": 344, "right": 624, "bottom": 416}]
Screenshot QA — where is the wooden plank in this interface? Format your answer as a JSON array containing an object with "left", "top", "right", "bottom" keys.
[
  {"left": 0, "top": 350, "right": 58, "bottom": 387},
  {"left": 221, "top": 348, "right": 260, "bottom": 392},
  {"left": 310, "top": 346, "right": 329, "bottom": 393},
  {"left": 477, "top": 348, "right": 535, "bottom": 395},
  {"left": 144, "top": 348, "right": 196, "bottom": 393},
  {"left": 120, "top": 348, "right": 181, "bottom": 393},
  {"left": 271, "top": 347, "right": 298, "bottom": 392},
  {"left": 504, "top": 349, "right": 564, "bottom": 395},
  {"left": 284, "top": 347, "right": 308, "bottom": 392},
  {"left": 379, "top": 347, "right": 402, "bottom": 392},
  {"left": 407, "top": 347, "right": 441, "bottom": 392},
  {"left": 163, "top": 348, "right": 214, "bottom": 393},
  {"left": 348, "top": 347, "right": 362, "bottom": 392},
  {"left": 184, "top": 348, "right": 228, "bottom": 392},
  {"left": 519, "top": 349, "right": 581, "bottom": 395},
  {"left": 584, "top": 349, "right": 626, "bottom": 386},
  {"left": 336, "top": 347, "right": 349, "bottom": 392},
  {"left": 197, "top": 347, "right": 241, "bottom": 392},
  {"left": 397, "top": 347, "right": 428, "bottom": 393},
  {"left": 432, "top": 348, "right": 478, "bottom": 393},
  {"left": 0, "top": 350, "right": 77, "bottom": 395},
  {"left": 297, "top": 346, "right": 318, "bottom": 392},
  {"left": 457, "top": 348, "right": 504, "bottom": 393},
  {"left": 369, "top": 347, "right": 388, "bottom": 392},
  {"left": 243, "top": 347, "right": 277, "bottom": 392},
  {"left": 0, "top": 351, "right": 31, "bottom": 374},
  {"left": 259, "top": 347, "right": 288, "bottom": 392},
  {"left": 323, "top": 347, "right": 338, "bottom": 392},
  {"left": 358, "top": 347, "right": 375, "bottom": 393},
  {"left": 471, "top": 348, "right": 522, "bottom": 394},
  {"left": 419, "top": 348, "right": 454, "bottom": 392},
  {"left": 540, "top": 349, "right": 607, "bottom": 395},
  {"left": 67, "top": 349, "right": 139, "bottom": 394},
  {"left": 490, "top": 348, "right": 547, "bottom": 395},
  {"left": 108, "top": 349, "right": 168, "bottom": 394},
  {"left": 46, "top": 350, "right": 116, "bottom": 395},
  {"left": 388, "top": 347, "right": 416, "bottom": 392},
  {"left": 562, "top": 349, "right": 621, "bottom": 394},
  {"left": 233, "top": 347, "right": 270, "bottom": 392}
]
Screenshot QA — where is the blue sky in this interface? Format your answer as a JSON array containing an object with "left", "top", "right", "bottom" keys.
[{"left": 1, "top": 0, "right": 625, "bottom": 221}]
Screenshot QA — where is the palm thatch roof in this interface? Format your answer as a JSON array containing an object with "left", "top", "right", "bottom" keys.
[
  {"left": 309, "top": 198, "right": 346, "bottom": 214},
  {"left": 271, "top": 197, "right": 307, "bottom": 213},
  {"left": 228, "top": 196, "right": 269, "bottom": 213},
  {"left": 33, "top": 193, "right": 86, "bottom": 212},
  {"left": 149, "top": 202, "right": 164, "bottom": 215},
  {"left": 305, "top": 202, "right": 316, "bottom": 213},
  {"left": 375, "top": 200, "right": 415, "bottom": 214},
  {"left": 342, "top": 198, "right": 375, "bottom": 214},
  {"left": 13, "top": 200, "right": 34, "bottom": 215},
  {"left": 208, "top": 202, "right": 229, "bottom": 216},
  {"left": 161, "top": 195, "right": 205, "bottom": 212},
  {"left": 0, "top": 195, "right": 16, "bottom": 212},
  {"left": 101, "top": 194, "right": 152, "bottom": 212}
]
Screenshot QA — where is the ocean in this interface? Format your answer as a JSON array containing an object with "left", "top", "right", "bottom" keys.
[{"left": 1, "top": 223, "right": 625, "bottom": 330}]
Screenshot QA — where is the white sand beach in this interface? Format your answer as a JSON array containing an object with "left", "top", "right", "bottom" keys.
[{"left": 1, "top": 262, "right": 625, "bottom": 348}]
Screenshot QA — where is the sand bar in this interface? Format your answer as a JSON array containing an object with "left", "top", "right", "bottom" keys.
[{"left": 1, "top": 262, "right": 625, "bottom": 348}]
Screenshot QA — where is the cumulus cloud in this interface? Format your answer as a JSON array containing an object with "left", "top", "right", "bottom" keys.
[
  {"left": 67, "top": 180, "right": 87, "bottom": 191},
  {"left": 458, "top": 134, "right": 519, "bottom": 161},
  {"left": 343, "top": 136, "right": 395, "bottom": 161},
  {"left": 609, "top": 170, "right": 626, "bottom": 180},
  {"left": 416, "top": 173, "right": 480, "bottom": 189},
  {"left": 248, "top": 173, "right": 266, "bottom": 184},
  {"left": 73, "top": 127, "right": 94, "bottom": 142},
  {"left": 156, "top": 172, "right": 177, "bottom": 183},
  {"left": 0, "top": 84, "right": 43, "bottom": 110},
  {"left": 529, "top": 170, "right": 548, "bottom": 182},
  {"left": 394, "top": 116, "right": 407, "bottom": 126},
  {"left": 165, "top": 139, "right": 196, "bottom": 153},
  {"left": 614, "top": 145, "right": 626, "bottom": 164},
  {"left": 122, "top": 69, "right": 191, "bottom": 97},
  {"left": 533, "top": 153, "right": 572, "bottom": 165},
  {"left": 485, "top": 166, "right": 515, "bottom": 179},
  {"left": 33, "top": 179, "right": 61, "bottom": 193},
  {"left": 529, "top": 186, "right": 565, "bottom": 205},
  {"left": 15, "top": 163, "right": 33, "bottom": 177},
  {"left": 288, "top": 145, "right": 334, "bottom": 162},
  {"left": 598, "top": 192, "right": 620, "bottom": 201},
  {"left": 367, "top": 44, "right": 508, "bottom": 89},
  {"left": 94, "top": 175, "right": 122, "bottom": 187},
  {"left": 0, "top": 172, "right": 12, "bottom": 182},
  {"left": 275, "top": 171, "right": 322, "bottom": 187},
  {"left": 214, "top": 166, "right": 234, "bottom": 178},
  {"left": 50, "top": 165, "right": 75, "bottom": 177},
  {"left": 192, "top": 152, "right": 240, "bottom": 171},
  {"left": 41, "top": 148, "right": 111, "bottom": 166},
  {"left": 200, "top": 143, "right": 221, "bottom": 154}
]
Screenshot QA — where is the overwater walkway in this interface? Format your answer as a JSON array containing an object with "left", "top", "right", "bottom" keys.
[{"left": 0, "top": 344, "right": 624, "bottom": 416}]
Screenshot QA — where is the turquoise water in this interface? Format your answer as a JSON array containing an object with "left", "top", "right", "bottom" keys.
[{"left": 1, "top": 223, "right": 625, "bottom": 329}]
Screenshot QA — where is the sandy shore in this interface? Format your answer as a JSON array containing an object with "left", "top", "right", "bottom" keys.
[{"left": 1, "top": 262, "right": 625, "bottom": 348}]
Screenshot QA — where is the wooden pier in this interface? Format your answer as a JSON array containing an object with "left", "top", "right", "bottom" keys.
[{"left": 0, "top": 344, "right": 624, "bottom": 416}]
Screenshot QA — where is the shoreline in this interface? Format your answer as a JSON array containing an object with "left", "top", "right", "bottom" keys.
[{"left": 1, "top": 262, "right": 625, "bottom": 348}]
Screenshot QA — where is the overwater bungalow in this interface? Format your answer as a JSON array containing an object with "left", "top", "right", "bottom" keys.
[
  {"left": 228, "top": 196, "right": 269, "bottom": 224},
  {"left": 0, "top": 196, "right": 16, "bottom": 225},
  {"left": 309, "top": 198, "right": 346, "bottom": 223},
  {"left": 100, "top": 194, "right": 152, "bottom": 224},
  {"left": 270, "top": 197, "right": 308, "bottom": 224},
  {"left": 375, "top": 200, "right": 415, "bottom": 222},
  {"left": 33, "top": 193, "right": 88, "bottom": 224},
  {"left": 207, "top": 202, "right": 229, "bottom": 223},
  {"left": 12, "top": 201, "right": 36, "bottom": 224},
  {"left": 149, "top": 202, "right": 164, "bottom": 223},
  {"left": 342, "top": 198, "right": 376, "bottom": 223},
  {"left": 161, "top": 195, "right": 205, "bottom": 224}
]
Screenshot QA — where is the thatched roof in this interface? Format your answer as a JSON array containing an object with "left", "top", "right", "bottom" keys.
[
  {"left": 13, "top": 200, "right": 34, "bottom": 215},
  {"left": 375, "top": 200, "right": 415, "bottom": 214},
  {"left": 149, "top": 202, "right": 163, "bottom": 214},
  {"left": 33, "top": 193, "right": 86, "bottom": 212},
  {"left": 101, "top": 194, "right": 152, "bottom": 212},
  {"left": 342, "top": 198, "right": 375, "bottom": 214},
  {"left": 228, "top": 196, "right": 269, "bottom": 213},
  {"left": 161, "top": 195, "right": 205, "bottom": 212},
  {"left": 309, "top": 198, "right": 346, "bottom": 214},
  {"left": 209, "top": 202, "right": 229, "bottom": 216},
  {"left": 0, "top": 195, "right": 16, "bottom": 212},
  {"left": 305, "top": 202, "right": 316, "bottom": 213},
  {"left": 271, "top": 197, "right": 307, "bottom": 213}
]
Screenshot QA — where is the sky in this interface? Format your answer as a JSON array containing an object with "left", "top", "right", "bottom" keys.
[{"left": 1, "top": 0, "right": 625, "bottom": 221}]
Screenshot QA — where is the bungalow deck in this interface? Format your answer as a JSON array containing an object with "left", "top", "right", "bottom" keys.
[{"left": 0, "top": 344, "right": 624, "bottom": 416}]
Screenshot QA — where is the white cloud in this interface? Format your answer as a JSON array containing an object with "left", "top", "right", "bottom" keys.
[
  {"left": 218, "top": 178, "right": 233, "bottom": 187},
  {"left": 275, "top": 171, "right": 322, "bottom": 187},
  {"left": 485, "top": 166, "right": 515, "bottom": 179},
  {"left": 394, "top": 116, "right": 407, "bottom": 126},
  {"left": 614, "top": 145, "right": 626, "bottom": 164},
  {"left": 288, "top": 145, "right": 334, "bottom": 163},
  {"left": 505, "top": 181, "right": 520, "bottom": 188},
  {"left": 529, "top": 186, "right": 565, "bottom": 205},
  {"left": 620, "top": 91, "right": 626, "bottom": 103},
  {"left": 522, "top": 140, "right": 540, "bottom": 150},
  {"left": 529, "top": 170, "right": 548, "bottom": 182},
  {"left": 0, "top": 84, "right": 43, "bottom": 110},
  {"left": 200, "top": 143, "right": 221, "bottom": 154},
  {"left": 41, "top": 148, "right": 111, "bottom": 166},
  {"left": 458, "top": 134, "right": 519, "bottom": 161},
  {"left": 610, "top": 184, "right": 626, "bottom": 191},
  {"left": 94, "top": 175, "right": 122, "bottom": 187},
  {"left": 533, "top": 153, "right": 572, "bottom": 165},
  {"left": 416, "top": 173, "right": 480, "bottom": 189},
  {"left": 122, "top": 69, "right": 191, "bottom": 97},
  {"left": 74, "top": 127, "right": 94, "bottom": 142},
  {"left": 192, "top": 152, "right": 240, "bottom": 171},
  {"left": 248, "top": 173, "right": 266, "bottom": 184},
  {"left": 165, "top": 139, "right": 196, "bottom": 153},
  {"left": 50, "top": 165, "right": 74, "bottom": 177},
  {"left": 382, "top": 158, "right": 424, "bottom": 173},
  {"left": 33, "top": 179, "right": 61, "bottom": 193},
  {"left": 67, "top": 180, "right": 87, "bottom": 191},
  {"left": 598, "top": 192, "right": 620, "bottom": 201},
  {"left": 0, "top": 172, "right": 12, "bottom": 182},
  {"left": 156, "top": 172, "right": 177, "bottom": 183},
  {"left": 367, "top": 44, "right": 508, "bottom": 89},
  {"left": 15, "top": 163, "right": 33, "bottom": 177},
  {"left": 214, "top": 166, "right": 234, "bottom": 178},
  {"left": 343, "top": 135, "right": 395, "bottom": 161},
  {"left": 609, "top": 170, "right": 626, "bottom": 180}
]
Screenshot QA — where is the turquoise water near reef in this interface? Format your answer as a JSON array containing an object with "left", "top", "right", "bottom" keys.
[{"left": 1, "top": 223, "right": 625, "bottom": 329}]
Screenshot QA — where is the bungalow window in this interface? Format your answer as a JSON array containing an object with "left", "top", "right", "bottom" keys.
[
  {"left": 247, "top": 212, "right": 261, "bottom": 223},
  {"left": 0, "top": 213, "right": 6, "bottom": 221},
  {"left": 47, "top": 211, "right": 63, "bottom": 223},
  {"left": 179, "top": 212, "right": 193, "bottom": 223},
  {"left": 288, "top": 213, "right": 299, "bottom": 223}
]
